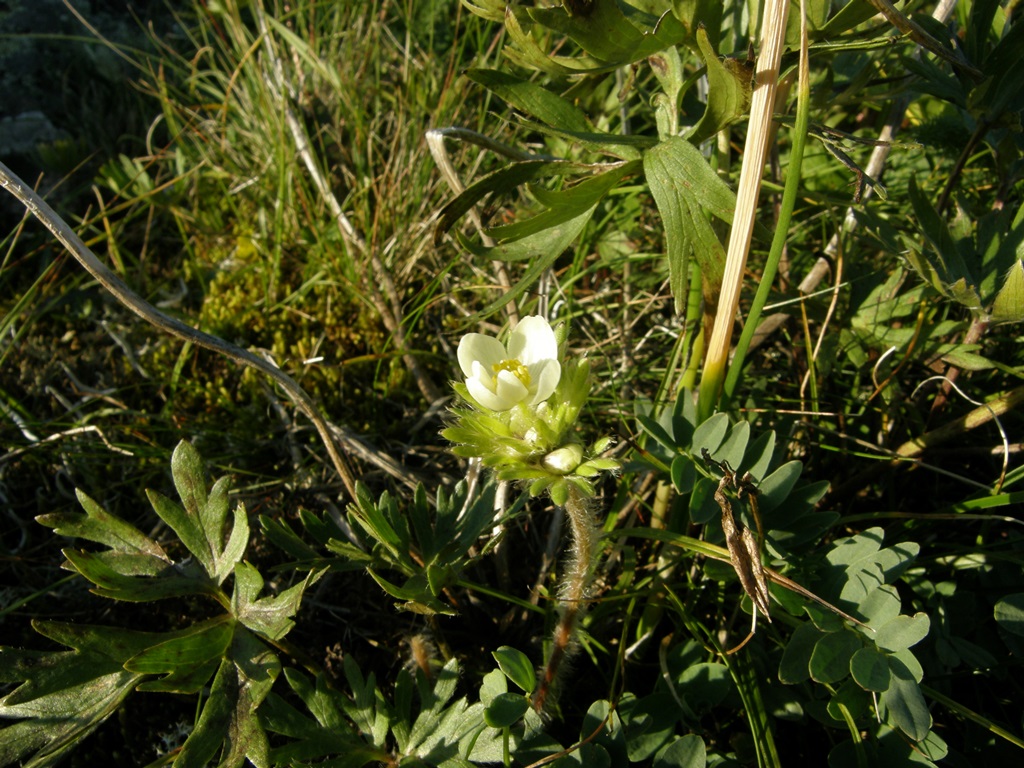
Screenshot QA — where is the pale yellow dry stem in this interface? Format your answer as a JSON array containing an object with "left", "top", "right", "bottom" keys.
[{"left": 701, "top": 0, "right": 791, "bottom": 409}]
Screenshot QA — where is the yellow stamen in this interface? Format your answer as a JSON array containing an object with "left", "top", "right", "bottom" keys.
[{"left": 493, "top": 358, "right": 531, "bottom": 387}]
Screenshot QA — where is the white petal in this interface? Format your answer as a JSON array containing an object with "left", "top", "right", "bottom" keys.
[
  {"left": 468, "top": 360, "right": 495, "bottom": 388},
  {"left": 466, "top": 375, "right": 509, "bottom": 411},
  {"left": 507, "top": 316, "right": 557, "bottom": 365},
  {"left": 493, "top": 369, "right": 529, "bottom": 409},
  {"left": 457, "top": 333, "right": 507, "bottom": 379},
  {"left": 528, "top": 359, "right": 561, "bottom": 404}
]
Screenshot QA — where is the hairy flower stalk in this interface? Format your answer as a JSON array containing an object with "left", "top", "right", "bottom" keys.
[
  {"left": 532, "top": 483, "right": 597, "bottom": 712},
  {"left": 443, "top": 316, "right": 618, "bottom": 709}
]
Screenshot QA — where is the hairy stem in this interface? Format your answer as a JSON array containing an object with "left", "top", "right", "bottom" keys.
[{"left": 533, "top": 484, "right": 597, "bottom": 711}]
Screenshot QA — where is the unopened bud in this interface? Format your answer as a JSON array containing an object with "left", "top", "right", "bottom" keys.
[{"left": 542, "top": 443, "right": 584, "bottom": 475}]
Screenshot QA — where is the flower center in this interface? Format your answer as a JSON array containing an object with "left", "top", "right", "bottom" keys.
[{"left": 493, "top": 358, "right": 531, "bottom": 388}]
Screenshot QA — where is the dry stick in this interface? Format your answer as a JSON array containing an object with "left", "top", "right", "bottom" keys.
[
  {"left": 699, "top": 0, "right": 790, "bottom": 416},
  {"left": 0, "top": 160, "right": 359, "bottom": 501},
  {"left": 533, "top": 484, "right": 598, "bottom": 712},
  {"left": 748, "top": 0, "right": 961, "bottom": 352},
  {"left": 253, "top": 10, "right": 441, "bottom": 404},
  {"left": 895, "top": 384, "right": 1024, "bottom": 460}
]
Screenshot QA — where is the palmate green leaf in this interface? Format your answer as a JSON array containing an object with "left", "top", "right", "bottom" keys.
[
  {"left": 36, "top": 489, "right": 170, "bottom": 561},
  {"left": 819, "top": 0, "right": 889, "bottom": 37},
  {"left": 673, "top": 0, "right": 723, "bottom": 46},
  {"left": 261, "top": 690, "right": 383, "bottom": 767},
  {"left": 172, "top": 628, "right": 280, "bottom": 768},
  {"left": 367, "top": 570, "right": 453, "bottom": 616},
  {"left": 232, "top": 562, "right": 318, "bottom": 641},
  {"left": 485, "top": 162, "right": 639, "bottom": 246},
  {"left": 462, "top": 0, "right": 505, "bottom": 22},
  {"left": 349, "top": 484, "right": 410, "bottom": 566},
  {"left": 683, "top": 27, "right": 753, "bottom": 145},
  {"left": 147, "top": 441, "right": 249, "bottom": 585},
  {"left": 258, "top": 514, "right": 323, "bottom": 564},
  {"left": 938, "top": 345, "right": 997, "bottom": 371},
  {"left": 0, "top": 668, "right": 142, "bottom": 768},
  {"left": 434, "top": 160, "right": 595, "bottom": 241},
  {"left": 33, "top": 620, "right": 173, "bottom": 662},
  {"left": 407, "top": 484, "right": 434, "bottom": 563},
  {"left": 60, "top": 547, "right": 216, "bottom": 602},
  {"left": 492, "top": 646, "right": 537, "bottom": 695},
  {"left": 653, "top": 733, "right": 707, "bottom": 768},
  {"left": 650, "top": 45, "right": 685, "bottom": 137},
  {"left": 405, "top": 660, "right": 483, "bottom": 761},
  {"left": 503, "top": 5, "right": 603, "bottom": 76},
  {"left": 881, "top": 656, "right": 931, "bottom": 742},
  {"left": 123, "top": 616, "right": 234, "bottom": 684},
  {"left": 460, "top": 203, "right": 596, "bottom": 265},
  {"left": 905, "top": 176, "right": 982, "bottom": 310},
  {"left": 0, "top": 648, "right": 121, "bottom": 712},
  {"left": 440, "top": 480, "right": 503, "bottom": 561},
  {"left": 809, "top": 630, "right": 861, "bottom": 684},
  {"left": 850, "top": 647, "right": 892, "bottom": 692},
  {"left": 340, "top": 656, "right": 389, "bottom": 750},
  {"left": 459, "top": 209, "right": 596, "bottom": 323},
  {"left": 779, "top": 621, "right": 827, "bottom": 684},
  {"left": 0, "top": 622, "right": 168, "bottom": 766}
]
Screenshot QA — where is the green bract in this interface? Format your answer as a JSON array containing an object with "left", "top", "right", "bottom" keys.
[{"left": 445, "top": 336, "right": 616, "bottom": 500}]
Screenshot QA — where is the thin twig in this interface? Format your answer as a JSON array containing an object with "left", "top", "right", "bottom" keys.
[{"left": 0, "top": 159, "right": 360, "bottom": 500}]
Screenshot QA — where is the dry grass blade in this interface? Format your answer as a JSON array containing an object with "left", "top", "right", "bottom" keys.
[{"left": 700, "top": 0, "right": 791, "bottom": 413}]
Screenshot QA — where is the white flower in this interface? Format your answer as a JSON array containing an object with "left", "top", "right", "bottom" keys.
[{"left": 457, "top": 316, "right": 561, "bottom": 412}]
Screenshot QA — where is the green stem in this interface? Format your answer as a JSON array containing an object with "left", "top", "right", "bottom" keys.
[
  {"left": 728, "top": 650, "right": 782, "bottom": 768},
  {"left": 923, "top": 684, "right": 1024, "bottom": 750},
  {"left": 834, "top": 697, "right": 869, "bottom": 768},
  {"left": 663, "top": 583, "right": 781, "bottom": 768}
]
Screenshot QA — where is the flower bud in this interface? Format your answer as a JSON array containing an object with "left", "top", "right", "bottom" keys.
[{"left": 542, "top": 443, "right": 584, "bottom": 475}]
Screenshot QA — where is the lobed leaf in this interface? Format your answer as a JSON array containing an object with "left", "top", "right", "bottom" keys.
[{"left": 36, "top": 490, "right": 170, "bottom": 561}]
